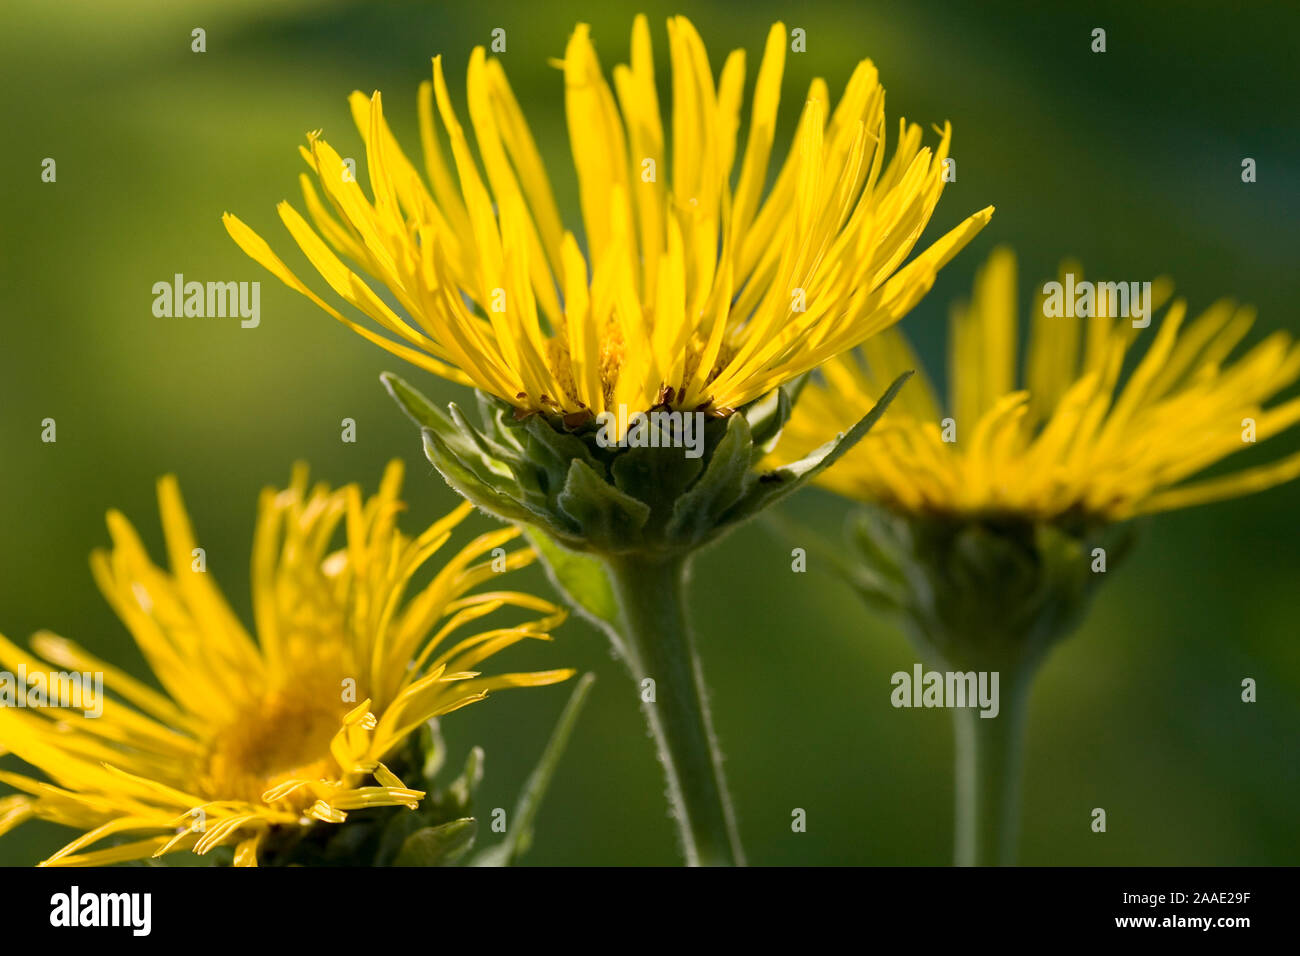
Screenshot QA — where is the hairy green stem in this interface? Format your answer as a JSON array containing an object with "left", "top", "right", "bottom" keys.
[
  {"left": 603, "top": 552, "right": 745, "bottom": 866},
  {"left": 952, "top": 667, "right": 1033, "bottom": 866}
]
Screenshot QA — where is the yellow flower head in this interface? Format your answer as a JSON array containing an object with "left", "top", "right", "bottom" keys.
[
  {"left": 0, "top": 461, "right": 571, "bottom": 866},
  {"left": 777, "top": 247, "right": 1300, "bottom": 523},
  {"left": 224, "top": 15, "right": 991, "bottom": 424}
]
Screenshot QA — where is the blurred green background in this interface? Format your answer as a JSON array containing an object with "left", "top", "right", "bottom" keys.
[{"left": 2, "top": 0, "right": 1297, "bottom": 866}]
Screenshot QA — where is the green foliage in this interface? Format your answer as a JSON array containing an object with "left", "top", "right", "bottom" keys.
[
  {"left": 392, "top": 819, "right": 477, "bottom": 867},
  {"left": 468, "top": 673, "right": 596, "bottom": 866}
]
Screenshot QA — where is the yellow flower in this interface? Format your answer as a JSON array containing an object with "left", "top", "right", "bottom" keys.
[
  {"left": 224, "top": 15, "right": 991, "bottom": 425},
  {"left": 0, "top": 461, "right": 571, "bottom": 866},
  {"left": 776, "top": 247, "right": 1300, "bottom": 522}
]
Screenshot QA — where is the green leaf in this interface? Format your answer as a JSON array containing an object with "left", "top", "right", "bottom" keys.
[
  {"left": 557, "top": 458, "right": 651, "bottom": 546},
  {"left": 448, "top": 402, "right": 529, "bottom": 481},
  {"left": 419, "top": 718, "right": 447, "bottom": 784},
  {"left": 781, "top": 371, "right": 811, "bottom": 408},
  {"left": 841, "top": 507, "right": 912, "bottom": 611},
  {"left": 387, "top": 374, "right": 541, "bottom": 508},
  {"left": 393, "top": 819, "right": 477, "bottom": 867},
  {"left": 666, "top": 412, "right": 756, "bottom": 544},
  {"left": 472, "top": 673, "right": 596, "bottom": 866},
  {"left": 474, "top": 390, "right": 519, "bottom": 444},
  {"left": 723, "top": 370, "right": 913, "bottom": 524},
  {"left": 611, "top": 436, "right": 704, "bottom": 514},
  {"left": 446, "top": 745, "right": 485, "bottom": 809},
  {"left": 421, "top": 427, "right": 564, "bottom": 533},
  {"left": 519, "top": 414, "right": 607, "bottom": 491},
  {"left": 375, "top": 807, "right": 425, "bottom": 866},
  {"left": 381, "top": 371, "right": 451, "bottom": 432},
  {"left": 524, "top": 527, "right": 622, "bottom": 639},
  {"left": 742, "top": 383, "right": 793, "bottom": 458}
]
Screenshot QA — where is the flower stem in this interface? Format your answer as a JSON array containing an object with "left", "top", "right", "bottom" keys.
[
  {"left": 603, "top": 551, "right": 745, "bottom": 866},
  {"left": 951, "top": 666, "right": 1033, "bottom": 866}
]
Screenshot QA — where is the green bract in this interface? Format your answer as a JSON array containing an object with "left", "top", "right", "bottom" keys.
[
  {"left": 843, "top": 506, "right": 1138, "bottom": 673},
  {"left": 382, "top": 370, "right": 912, "bottom": 558}
]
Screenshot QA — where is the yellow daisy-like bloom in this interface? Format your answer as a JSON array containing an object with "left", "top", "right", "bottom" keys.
[
  {"left": 777, "top": 247, "right": 1300, "bottom": 522},
  {"left": 0, "top": 461, "right": 571, "bottom": 866},
  {"left": 224, "top": 15, "right": 992, "bottom": 423}
]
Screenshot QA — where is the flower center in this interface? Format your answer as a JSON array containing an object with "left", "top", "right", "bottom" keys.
[{"left": 198, "top": 685, "right": 350, "bottom": 809}]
